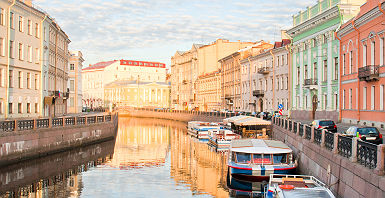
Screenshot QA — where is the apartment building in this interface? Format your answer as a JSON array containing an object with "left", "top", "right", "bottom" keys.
[
  {"left": 196, "top": 70, "right": 221, "bottom": 111},
  {"left": 0, "top": 0, "right": 70, "bottom": 118},
  {"left": 337, "top": 0, "right": 385, "bottom": 129},
  {"left": 240, "top": 40, "right": 290, "bottom": 114},
  {"left": 82, "top": 60, "right": 166, "bottom": 108},
  {"left": 68, "top": 51, "right": 84, "bottom": 114},
  {"left": 171, "top": 39, "right": 255, "bottom": 110},
  {"left": 220, "top": 41, "right": 273, "bottom": 111},
  {"left": 286, "top": 0, "right": 364, "bottom": 121}
]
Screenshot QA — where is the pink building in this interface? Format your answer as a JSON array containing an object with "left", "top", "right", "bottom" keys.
[{"left": 337, "top": 0, "right": 385, "bottom": 129}]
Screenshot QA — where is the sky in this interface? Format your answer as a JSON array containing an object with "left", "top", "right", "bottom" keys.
[{"left": 33, "top": 0, "right": 315, "bottom": 69}]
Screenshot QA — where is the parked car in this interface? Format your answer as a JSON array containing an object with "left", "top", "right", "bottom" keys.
[
  {"left": 342, "top": 126, "right": 383, "bottom": 144},
  {"left": 260, "top": 112, "right": 272, "bottom": 120},
  {"left": 311, "top": 120, "right": 337, "bottom": 133}
]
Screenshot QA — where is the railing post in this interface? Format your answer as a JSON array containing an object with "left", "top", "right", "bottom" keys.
[
  {"left": 33, "top": 119, "right": 37, "bottom": 129},
  {"left": 14, "top": 120, "right": 18, "bottom": 132},
  {"left": 49, "top": 117, "right": 52, "bottom": 128},
  {"left": 321, "top": 129, "right": 326, "bottom": 148},
  {"left": 374, "top": 144, "right": 385, "bottom": 176},
  {"left": 350, "top": 137, "right": 358, "bottom": 163},
  {"left": 62, "top": 117, "right": 65, "bottom": 127},
  {"left": 296, "top": 122, "right": 300, "bottom": 135},
  {"left": 85, "top": 116, "right": 88, "bottom": 125},
  {"left": 310, "top": 126, "right": 315, "bottom": 142},
  {"left": 74, "top": 117, "right": 77, "bottom": 125},
  {"left": 302, "top": 124, "right": 307, "bottom": 138},
  {"left": 291, "top": 121, "right": 294, "bottom": 132},
  {"left": 333, "top": 133, "right": 339, "bottom": 154}
]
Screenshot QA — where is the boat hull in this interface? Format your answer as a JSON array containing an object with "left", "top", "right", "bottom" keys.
[{"left": 228, "top": 164, "right": 296, "bottom": 182}]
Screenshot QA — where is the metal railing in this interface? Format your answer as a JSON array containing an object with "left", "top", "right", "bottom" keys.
[
  {"left": 325, "top": 131, "right": 334, "bottom": 150},
  {"left": 36, "top": 119, "right": 49, "bottom": 128},
  {"left": 314, "top": 128, "right": 322, "bottom": 144},
  {"left": 358, "top": 65, "right": 379, "bottom": 81},
  {"left": 18, "top": 120, "right": 34, "bottom": 131},
  {"left": 338, "top": 136, "right": 353, "bottom": 158},
  {"left": 299, "top": 124, "right": 304, "bottom": 137},
  {"left": 288, "top": 120, "right": 292, "bottom": 131},
  {"left": 77, "top": 117, "right": 86, "bottom": 125},
  {"left": 65, "top": 117, "right": 75, "bottom": 126},
  {"left": 0, "top": 121, "right": 16, "bottom": 132},
  {"left": 97, "top": 116, "right": 104, "bottom": 123},
  {"left": 304, "top": 78, "right": 318, "bottom": 86},
  {"left": 87, "top": 116, "right": 96, "bottom": 124},
  {"left": 305, "top": 125, "right": 311, "bottom": 140},
  {"left": 293, "top": 122, "right": 298, "bottom": 133},
  {"left": 357, "top": 140, "right": 377, "bottom": 169},
  {"left": 52, "top": 118, "right": 63, "bottom": 127}
]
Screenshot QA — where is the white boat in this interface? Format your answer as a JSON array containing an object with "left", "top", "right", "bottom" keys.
[
  {"left": 228, "top": 139, "right": 296, "bottom": 181},
  {"left": 208, "top": 129, "right": 241, "bottom": 151},
  {"left": 187, "top": 121, "right": 221, "bottom": 141},
  {"left": 266, "top": 174, "right": 335, "bottom": 198}
]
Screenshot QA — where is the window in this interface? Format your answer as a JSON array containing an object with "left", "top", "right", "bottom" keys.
[
  {"left": 323, "top": 34, "right": 327, "bottom": 44},
  {"left": 304, "top": 64, "right": 308, "bottom": 80},
  {"left": 27, "top": 73, "right": 30, "bottom": 89},
  {"left": 9, "top": 70, "right": 13, "bottom": 88},
  {"left": 342, "top": 54, "right": 346, "bottom": 75},
  {"left": 313, "top": 62, "right": 317, "bottom": 80},
  {"left": 0, "top": 37, "right": 4, "bottom": 56},
  {"left": 297, "top": 66, "right": 300, "bottom": 85},
  {"left": 10, "top": 12, "right": 14, "bottom": 29},
  {"left": 380, "top": 85, "right": 384, "bottom": 111},
  {"left": 0, "top": 69, "right": 3, "bottom": 87},
  {"left": 380, "top": 38, "right": 384, "bottom": 66},
  {"left": 27, "top": 46, "right": 32, "bottom": 62},
  {"left": 18, "top": 103, "right": 22, "bottom": 114},
  {"left": 70, "top": 97, "right": 74, "bottom": 107},
  {"left": 334, "top": 57, "right": 338, "bottom": 80},
  {"left": 18, "top": 71, "right": 22, "bottom": 88},
  {"left": 371, "top": 41, "right": 375, "bottom": 65},
  {"left": 0, "top": 8, "right": 4, "bottom": 26},
  {"left": 27, "top": 20, "right": 31, "bottom": 35},
  {"left": 34, "top": 74, "right": 38, "bottom": 90},
  {"left": 236, "top": 152, "right": 251, "bottom": 164},
  {"left": 348, "top": 51, "right": 353, "bottom": 74},
  {"left": 9, "top": 103, "right": 12, "bottom": 114},
  {"left": 9, "top": 40, "right": 14, "bottom": 58},
  {"left": 273, "top": 154, "right": 287, "bottom": 164},
  {"left": 323, "top": 94, "right": 327, "bottom": 110},
  {"left": 363, "top": 87, "right": 367, "bottom": 110},
  {"left": 18, "top": 43, "right": 23, "bottom": 60},
  {"left": 70, "top": 64, "right": 75, "bottom": 70},
  {"left": 371, "top": 86, "right": 375, "bottom": 110},
  {"left": 70, "top": 80, "right": 75, "bottom": 91},
  {"left": 35, "top": 23, "right": 39, "bottom": 38},
  {"left": 18, "top": 16, "right": 23, "bottom": 32},
  {"left": 35, "top": 103, "right": 38, "bottom": 113},
  {"left": 27, "top": 103, "right": 30, "bottom": 113},
  {"left": 323, "top": 60, "right": 327, "bottom": 81},
  {"left": 349, "top": 89, "right": 352, "bottom": 109},
  {"left": 363, "top": 44, "right": 367, "bottom": 66}
]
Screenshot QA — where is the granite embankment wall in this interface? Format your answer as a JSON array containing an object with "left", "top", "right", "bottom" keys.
[
  {"left": 0, "top": 112, "right": 118, "bottom": 167},
  {"left": 120, "top": 109, "right": 225, "bottom": 123},
  {"left": 273, "top": 117, "right": 385, "bottom": 198}
]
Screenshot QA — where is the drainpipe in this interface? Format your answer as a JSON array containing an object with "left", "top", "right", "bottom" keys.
[
  {"left": 231, "top": 55, "right": 236, "bottom": 112},
  {"left": 5, "top": 0, "right": 16, "bottom": 119},
  {"left": 247, "top": 57, "right": 252, "bottom": 112},
  {"left": 352, "top": 20, "right": 361, "bottom": 123},
  {"left": 285, "top": 44, "right": 292, "bottom": 118},
  {"left": 270, "top": 49, "right": 275, "bottom": 112},
  {"left": 379, "top": 3, "right": 385, "bottom": 15},
  {"left": 40, "top": 14, "right": 48, "bottom": 117},
  {"left": 335, "top": 32, "right": 342, "bottom": 122}
]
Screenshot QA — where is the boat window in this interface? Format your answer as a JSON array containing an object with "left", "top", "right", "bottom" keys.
[
  {"left": 231, "top": 152, "right": 236, "bottom": 162},
  {"left": 273, "top": 154, "right": 287, "bottom": 164},
  {"left": 236, "top": 152, "right": 251, "bottom": 164},
  {"left": 252, "top": 154, "right": 262, "bottom": 163},
  {"left": 263, "top": 154, "right": 272, "bottom": 164}
]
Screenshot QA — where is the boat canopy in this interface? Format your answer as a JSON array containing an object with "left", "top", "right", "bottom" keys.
[
  {"left": 223, "top": 115, "right": 250, "bottom": 124},
  {"left": 233, "top": 117, "right": 271, "bottom": 126},
  {"left": 230, "top": 139, "right": 292, "bottom": 154}
]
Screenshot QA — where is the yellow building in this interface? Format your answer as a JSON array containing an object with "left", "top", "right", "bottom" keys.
[
  {"left": 68, "top": 51, "right": 84, "bottom": 113},
  {"left": 196, "top": 70, "right": 221, "bottom": 111},
  {"left": 104, "top": 80, "right": 171, "bottom": 108},
  {"left": 171, "top": 39, "right": 256, "bottom": 110}
]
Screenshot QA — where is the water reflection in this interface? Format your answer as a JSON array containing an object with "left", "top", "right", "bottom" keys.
[{"left": 0, "top": 117, "right": 263, "bottom": 198}]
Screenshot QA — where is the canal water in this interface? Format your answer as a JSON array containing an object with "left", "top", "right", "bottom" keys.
[{"left": 1, "top": 117, "right": 264, "bottom": 198}]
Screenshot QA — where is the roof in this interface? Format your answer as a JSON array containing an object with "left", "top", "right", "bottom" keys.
[
  {"left": 234, "top": 117, "right": 271, "bottom": 126},
  {"left": 274, "top": 39, "right": 291, "bottom": 49},
  {"left": 83, "top": 60, "right": 117, "bottom": 71},
  {"left": 230, "top": 139, "right": 292, "bottom": 154},
  {"left": 223, "top": 115, "right": 250, "bottom": 124}
]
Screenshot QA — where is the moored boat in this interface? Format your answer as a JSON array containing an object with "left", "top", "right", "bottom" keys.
[
  {"left": 187, "top": 121, "right": 221, "bottom": 141},
  {"left": 208, "top": 129, "right": 241, "bottom": 151},
  {"left": 228, "top": 139, "right": 296, "bottom": 181},
  {"left": 265, "top": 174, "right": 335, "bottom": 198}
]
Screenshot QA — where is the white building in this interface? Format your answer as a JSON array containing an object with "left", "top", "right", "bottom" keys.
[{"left": 68, "top": 51, "right": 84, "bottom": 113}]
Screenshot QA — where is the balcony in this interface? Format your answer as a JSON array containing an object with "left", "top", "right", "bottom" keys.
[
  {"left": 253, "top": 90, "right": 264, "bottom": 97},
  {"left": 358, "top": 65, "right": 379, "bottom": 82},
  {"left": 258, "top": 67, "right": 270, "bottom": 74},
  {"left": 303, "top": 78, "right": 318, "bottom": 90}
]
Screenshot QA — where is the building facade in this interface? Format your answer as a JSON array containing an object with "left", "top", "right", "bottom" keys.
[
  {"left": 337, "top": 0, "right": 385, "bottom": 128},
  {"left": 220, "top": 41, "right": 273, "bottom": 111},
  {"left": 287, "top": 0, "right": 364, "bottom": 121},
  {"left": 0, "top": 0, "right": 69, "bottom": 119},
  {"left": 104, "top": 80, "right": 170, "bottom": 108},
  {"left": 171, "top": 39, "right": 255, "bottom": 110},
  {"left": 196, "top": 70, "right": 221, "bottom": 111},
  {"left": 82, "top": 60, "right": 166, "bottom": 109},
  {"left": 240, "top": 40, "right": 290, "bottom": 114},
  {"left": 68, "top": 51, "right": 84, "bottom": 114}
]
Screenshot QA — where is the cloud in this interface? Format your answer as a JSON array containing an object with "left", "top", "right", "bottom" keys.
[{"left": 33, "top": 0, "right": 316, "bottom": 67}]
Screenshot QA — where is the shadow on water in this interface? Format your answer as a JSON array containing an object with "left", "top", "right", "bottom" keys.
[{"left": 0, "top": 117, "right": 271, "bottom": 198}]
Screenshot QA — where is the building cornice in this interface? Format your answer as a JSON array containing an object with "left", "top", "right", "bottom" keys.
[{"left": 287, "top": 6, "right": 339, "bottom": 38}]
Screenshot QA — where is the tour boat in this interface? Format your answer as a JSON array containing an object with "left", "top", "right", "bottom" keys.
[
  {"left": 265, "top": 174, "right": 335, "bottom": 198},
  {"left": 208, "top": 129, "right": 241, "bottom": 151},
  {"left": 228, "top": 139, "right": 296, "bottom": 181},
  {"left": 187, "top": 121, "right": 221, "bottom": 141}
]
